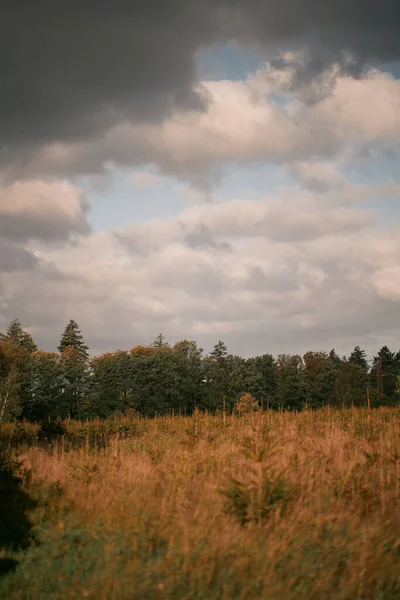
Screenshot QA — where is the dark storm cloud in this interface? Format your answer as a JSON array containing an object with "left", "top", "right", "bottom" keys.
[
  {"left": 227, "top": 0, "right": 400, "bottom": 68},
  {"left": 0, "top": 238, "right": 38, "bottom": 272},
  {"left": 1, "top": 0, "right": 399, "bottom": 164},
  {"left": 0, "top": 0, "right": 218, "bottom": 154}
]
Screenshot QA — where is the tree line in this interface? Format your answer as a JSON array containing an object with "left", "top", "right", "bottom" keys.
[{"left": 0, "top": 318, "right": 399, "bottom": 422}]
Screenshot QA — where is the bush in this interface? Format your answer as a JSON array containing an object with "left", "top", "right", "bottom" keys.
[{"left": 234, "top": 393, "right": 259, "bottom": 416}]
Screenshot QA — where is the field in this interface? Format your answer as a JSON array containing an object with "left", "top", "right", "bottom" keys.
[{"left": 1, "top": 407, "right": 400, "bottom": 599}]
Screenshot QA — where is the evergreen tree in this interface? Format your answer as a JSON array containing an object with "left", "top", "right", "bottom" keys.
[
  {"left": 4, "top": 319, "right": 37, "bottom": 353},
  {"left": 27, "top": 351, "right": 64, "bottom": 421},
  {"left": 173, "top": 340, "right": 205, "bottom": 413},
  {"left": 210, "top": 340, "right": 228, "bottom": 361},
  {"left": 303, "top": 351, "right": 332, "bottom": 409},
  {"left": 152, "top": 333, "right": 169, "bottom": 349},
  {"left": 129, "top": 346, "right": 180, "bottom": 417},
  {"left": 202, "top": 341, "right": 229, "bottom": 411},
  {"left": 371, "top": 345, "right": 399, "bottom": 400},
  {"left": 335, "top": 361, "right": 368, "bottom": 408},
  {"left": 60, "top": 347, "right": 90, "bottom": 418},
  {"left": 276, "top": 354, "right": 308, "bottom": 411},
  {"left": 90, "top": 351, "right": 134, "bottom": 418},
  {"left": 348, "top": 346, "right": 368, "bottom": 370},
  {"left": 250, "top": 354, "right": 279, "bottom": 408},
  {"left": 226, "top": 355, "right": 264, "bottom": 410},
  {"left": 58, "top": 320, "right": 89, "bottom": 360}
]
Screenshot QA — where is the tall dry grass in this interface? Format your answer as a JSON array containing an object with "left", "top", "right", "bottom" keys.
[{"left": 1, "top": 407, "right": 400, "bottom": 599}]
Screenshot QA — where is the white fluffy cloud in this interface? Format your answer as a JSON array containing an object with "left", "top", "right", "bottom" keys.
[
  {"left": 1, "top": 177, "right": 399, "bottom": 357},
  {"left": 0, "top": 179, "right": 91, "bottom": 242}
]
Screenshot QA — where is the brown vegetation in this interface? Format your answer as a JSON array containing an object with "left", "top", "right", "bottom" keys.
[{"left": 1, "top": 407, "right": 400, "bottom": 598}]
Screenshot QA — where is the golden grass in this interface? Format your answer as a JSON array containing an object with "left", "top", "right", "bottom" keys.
[{"left": 2, "top": 407, "right": 400, "bottom": 599}]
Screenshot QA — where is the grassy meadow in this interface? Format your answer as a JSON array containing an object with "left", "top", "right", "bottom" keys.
[{"left": 1, "top": 407, "right": 400, "bottom": 599}]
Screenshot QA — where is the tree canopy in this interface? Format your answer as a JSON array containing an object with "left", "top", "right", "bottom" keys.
[{"left": 1, "top": 317, "right": 400, "bottom": 422}]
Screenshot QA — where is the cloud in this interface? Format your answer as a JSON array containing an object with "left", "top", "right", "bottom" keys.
[
  {"left": 0, "top": 1, "right": 218, "bottom": 162},
  {"left": 1, "top": 176, "right": 398, "bottom": 357},
  {"left": 286, "top": 161, "right": 348, "bottom": 192},
  {"left": 0, "top": 179, "right": 91, "bottom": 242},
  {"left": 225, "top": 1, "right": 400, "bottom": 71},
  {"left": 0, "top": 239, "right": 38, "bottom": 272},
  {"left": 1, "top": 1, "right": 399, "bottom": 171},
  {"left": 7, "top": 65, "right": 400, "bottom": 188},
  {"left": 183, "top": 224, "right": 232, "bottom": 251},
  {"left": 131, "top": 171, "right": 161, "bottom": 190},
  {"left": 116, "top": 183, "right": 389, "bottom": 250}
]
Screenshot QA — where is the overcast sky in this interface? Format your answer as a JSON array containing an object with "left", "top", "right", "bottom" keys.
[{"left": 1, "top": 1, "right": 400, "bottom": 358}]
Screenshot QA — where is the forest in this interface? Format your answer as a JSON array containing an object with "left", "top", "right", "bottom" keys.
[{"left": 1, "top": 318, "right": 399, "bottom": 422}]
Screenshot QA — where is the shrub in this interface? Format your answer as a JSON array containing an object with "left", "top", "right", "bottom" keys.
[{"left": 234, "top": 393, "right": 259, "bottom": 416}]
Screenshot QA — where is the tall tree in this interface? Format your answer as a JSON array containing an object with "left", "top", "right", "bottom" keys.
[
  {"left": 371, "top": 345, "right": 399, "bottom": 400},
  {"left": 203, "top": 341, "right": 230, "bottom": 411},
  {"left": 90, "top": 350, "right": 134, "bottom": 418},
  {"left": 250, "top": 354, "right": 278, "bottom": 408},
  {"left": 59, "top": 347, "right": 90, "bottom": 419},
  {"left": 335, "top": 361, "right": 368, "bottom": 408},
  {"left": 27, "top": 351, "right": 64, "bottom": 421},
  {"left": 276, "top": 354, "right": 308, "bottom": 411},
  {"left": 152, "top": 333, "right": 169, "bottom": 349},
  {"left": 348, "top": 346, "right": 368, "bottom": 370},
  {"left": 129, "top": 345, "right": 180, "bottom": 417},
  {"left": 303, "top": 350, "right": 343, "bottom": 408},
  {"left": 58, "top": 320, "right": 89, "bottom": 360},
  {"left": 0, "top": 340, "right": 23, "bottom": 422},
  {"left": 210, "top": 340, "right": 228, "bottom": 361},
  {"left": 172, "top": 340, "right": 204, "bottom": 413},
  {"left": 225, "top": 355, "right": 264, "bottom": 410},
  {"left": 3, "top": 319, "right": 37, "bottom": 353}
]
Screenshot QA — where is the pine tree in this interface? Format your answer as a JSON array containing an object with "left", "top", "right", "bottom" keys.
[
  {"left": 348, "top": 346, "right": 368, "bottom": 370},
  {"left": 59, "top": 346, "right": 90, "bottom": 418},
  {"left": 335, "top": 361, "right": 368, "bottom": 408},
  {"left": 152, "top": 333, "right": 169, "bottom": 349},
  {"left": 371, "top": 346, "right": 398, "bottom": 400},
  {"left": 3, "top": 319, "right": 37, "bottom": 353},
  {"left": 276, "top": 354, "right": 308, "bottom": 411},
  {"left": 210, "top": 340, "right": 228, "bottom": 361},
  {"left": 58, "top": 320, "right": 89, "bottom": 360}
]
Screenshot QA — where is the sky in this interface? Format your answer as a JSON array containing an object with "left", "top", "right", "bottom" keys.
[{"left": 1, "top": 1, "right": 400, "bottom": 359}]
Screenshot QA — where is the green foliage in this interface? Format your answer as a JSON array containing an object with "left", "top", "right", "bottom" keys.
[
  {"left": 348, "top": 345, "right": 369, "bottom": 370},
  {"left": 58, "top": 320, "right": 89, "bottom": 360},
  {"left": 2, "top": 319, "right": 400, "bottom": 422},
  {"left": 370, "top": 345, "right": 400, "bottom": 400},
  {"left": 26, "top": 351, "right": 64, "bottom": 421},
  {"left": 210, "top": 340, "right": 228, "bottom": 361},
  {"left": 221, "top": 438, "right": 293, "bottom": 526},
  {"left": 303, "top": 351, "right": 342, "bottom": 409},
  {"left": 0, "top": 366, "right": 21, "bottom": 423},
  {"left": 89, "top": 351, "right": 134, "bottom": 418},
  {"left": 60, "top": 347, "right": 91, "bottom": 419},
  {"left": 335, "top": 361, "right": 368, "bottom": 407},
  {"left": 222, "top": 473, "right": 293, "bottom": 526},
  {"left": 277, "top": 354, "right": 308, "bottom": 410},
  {"left": 152, "top": 333, "right": 169, "bottom": 349},
  {"left": 3, "top": 319, "right": 37, "bottom": 353}
]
